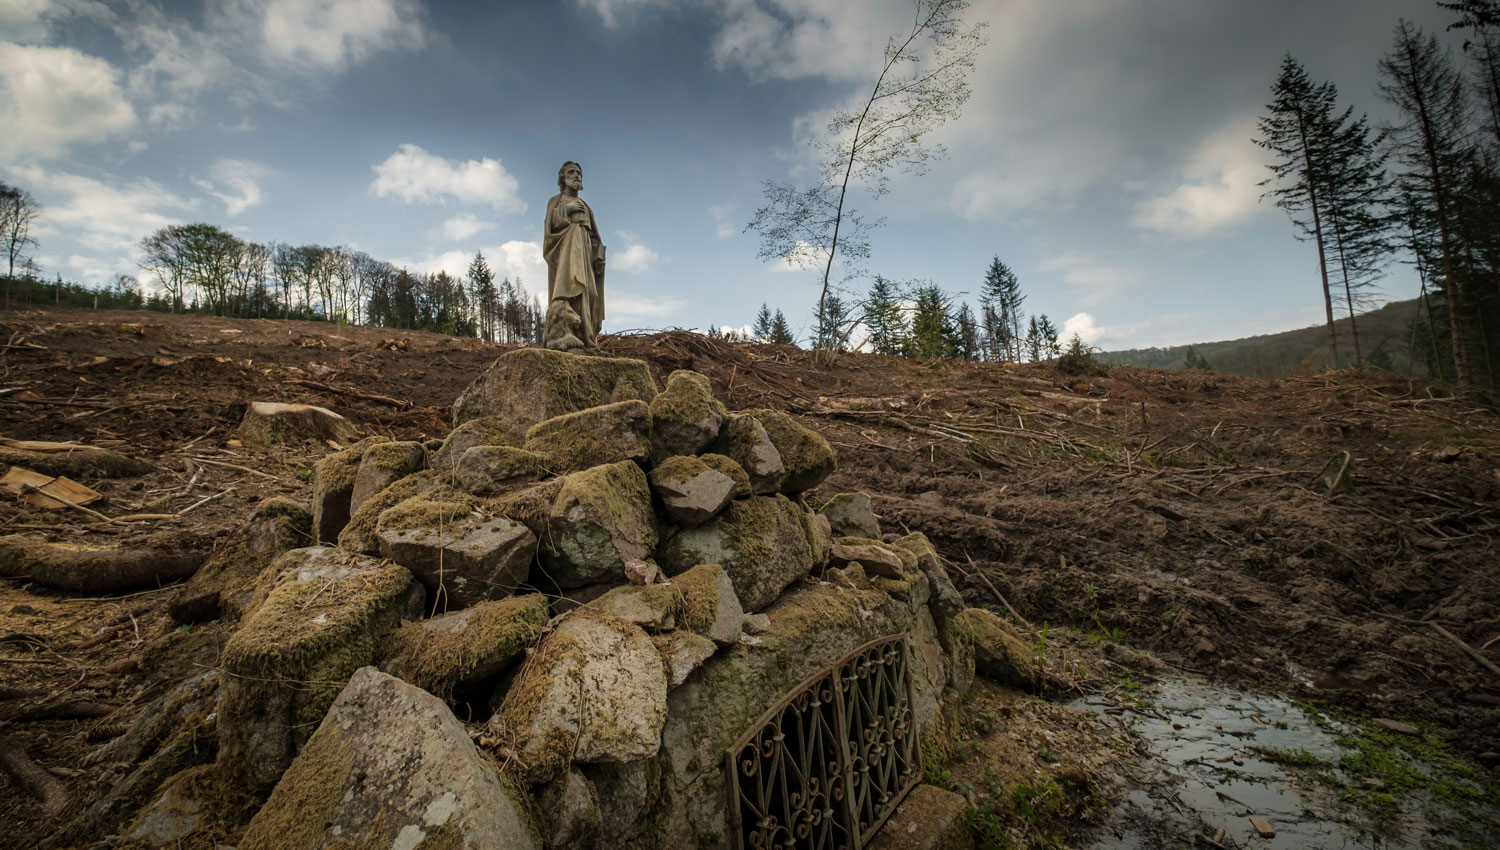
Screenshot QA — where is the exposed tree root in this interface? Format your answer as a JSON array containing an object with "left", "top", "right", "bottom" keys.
[
  {"left": 0, "top": 534, "right": 208, "bottom": 594},
  {"left": 0, "top": 734, "right": 68, "bottom": 817}
]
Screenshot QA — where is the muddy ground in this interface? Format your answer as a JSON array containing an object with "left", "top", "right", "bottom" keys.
[{"left": 1, "top": 308, "right": 1496, "bottom": 848}]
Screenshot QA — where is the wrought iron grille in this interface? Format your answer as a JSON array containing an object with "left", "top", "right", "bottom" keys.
[{"left": 725, "top": 635, "right": 922, "bottom": 850}]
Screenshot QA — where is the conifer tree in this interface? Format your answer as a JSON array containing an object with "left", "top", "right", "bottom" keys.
[
  {"left": 752, "top": 303, "right": 773, "bottom": 341},
  {"left": 979, "top": 256, "right": 1023, "bottom": 361},
  {"left": 1025, "top": 315, "right": 1042, "bottom": 362},
  {"left": 769, "top": 309, "right": 795, "bottom": 345},
  {"left": 907, "top": 284, "right": 956, "bottom": 359},
  {"left": 955, "top": 303, "right": 979, "bottom": 361},
  {"left": 864, "top": 275, "right": 908, "bottom": 355}
]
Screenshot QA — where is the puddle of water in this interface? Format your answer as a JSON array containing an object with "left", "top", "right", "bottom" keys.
[{"left": 1069, "top": 678, "right": 1500, "bottom": 849}]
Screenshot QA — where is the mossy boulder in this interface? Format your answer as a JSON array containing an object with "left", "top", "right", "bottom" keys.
[
  {"left": 819, "top": 491, "right": 880, "bottom": 539},
  {"left": 874, "top": 784, "right": 976, "bottom": 850},
  {"left": 647, "top": 582, "right": 910, "bottom": 848},
  {"left": 376, "top": 500, "right": 537, "bottom": 613},
  {"left": 590, "top": 582, "right": 682, "bottom": 631},
  {"left": 430, "top": 416, "right": 520, "bottom": 469},
  {"left": 487, "top": 609, "right": 668, "bottom": 785},
  {"left": 240, "top": 667, "right": 539, "bottom": 850},
  {"left": 121, "top": 762, "right": 256, "bottom": 849},
  {"left": 697, "top": 452, "right": 751, "bottom": 498},
  {"left": 893, "top": 532, "right": 964, "bottom": 620},
  {"left": 654, "top": 631, "right": 717, "bottom": 688},
  {"left": 716, "top": 414, "right": 784, "bottom": 495},
  {"left": 943, "top": 608, "right": 1040, "bottom": 693},
  {"left": 657, "top": 494, "right": 817, "bottom": 612},
  {"left": 741, "top": 408, "right": 835, "bottom": 493},
  {"left": 671, "top": 563, "right": 744, "bottom": 645},
  {"left": 348, "top": 440, "right": 426, "bottom": 515},
  {"left": 538, "top": 461, "right": 657, "bottom": 589},
  {"left": 217, "top": 547, "right": 422, "bottom": 792},
  {"left": 336, "top": 469, "right": 436, "bottom": 555},
  {"left": 378, "top": 594, "right": 549, "bottom": 699},
  {"left": 524, "top": 399, "right": 652, "bottom": 472},
  {"left": 453, "top": 347, "right": 658, "bottom": 439},
  {"left": 453, "top": 445, "right": 550, "bottom": 495},
  {"left": 648, "top": 370, "right": 726, "bottom": 462},
  {"left": 311, "top": 436, "right": 389, "bottom": 544},
  {"left": 169, "top": 497, "right": 312, "bottom": 623},
  {"left": 648, "top": 455, "right": 736, "bottom": 527},
  {"left": 830, "top": 538, "right": 909, "bottom": 579}
]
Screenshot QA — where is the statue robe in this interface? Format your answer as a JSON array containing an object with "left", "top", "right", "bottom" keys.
[{"left": 543, "top": 193, "right": 605, "bottom": 347}]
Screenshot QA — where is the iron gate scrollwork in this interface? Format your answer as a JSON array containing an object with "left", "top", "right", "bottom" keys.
[{"left": 725, "top": 635, "right": 922, "bottom": 850}]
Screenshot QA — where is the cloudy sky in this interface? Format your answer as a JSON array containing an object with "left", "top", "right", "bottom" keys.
[{"left": 0, "top": 0, "right": 1468, "bottom": 349}]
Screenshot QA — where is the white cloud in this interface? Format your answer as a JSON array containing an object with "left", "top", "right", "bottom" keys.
[
  {"left": 612, "top": 231, "right": 660, "bottom": 274},
  {"left": 221, "top": 116, "right": 255, "bottom": 133},
  {"left": 709, "top": 0, "right": 895, "bottom": 82},
  {"left": 574, "top": 0, "right": 664, "bottom": 29},
  {"left": 605, "top": 291, "right": 686, "bottom": 329},
  {"left": 193, "top": 158, "right": 267, "bottom": 217},
  {"left": 768, "top": 240, "right": 826, "bottom": 272},
  {"left": 370, "top": 144, "right": 526, "bottom": 212},
  {"left": 255, "top": 0, "right": 427, "bottom": 71},
  {"left": 146, "top": 101, "right": 194, "bottom": 131},
  {"left": 440, "top": 213, "right": 495, "bottom": 242},
  {"left": 710, "top": 203, "right": 736, "bottom": 238},
  {"left": 1062, "top": 312, "right": 1104, "bottom": 345},
  {"left": 0, "top": 43, "right": 137, "bottom": 158},
  {"left": 1133, "top": 117, "right": 1266, "bottom": 237},
  {"left": 0, "top": 0, "right": 52, "bottom": 42},
  {"left": 393, "top": 239, "right": 547, "bottom": 293},
  {"left": 1038, "top": 253, "right": 1145, "bottom": 307},
  {"left": 12, "top": 164, "right": 193, "bottom": 280}
]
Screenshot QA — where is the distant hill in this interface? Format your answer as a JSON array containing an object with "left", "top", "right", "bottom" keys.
[{"left": 1102, "top": 298, "right": 1440, "bottom": 378}]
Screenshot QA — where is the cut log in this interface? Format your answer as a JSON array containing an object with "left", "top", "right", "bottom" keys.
[
  {"left": 0, "top": 440, "right": 152, "bottom": 479},
  {"left": 237, "top": 401, "right": 358, "bottom": 446},
  {"left": 0, "top": 734, "right": 68, "bottom": 817},
  {"left": 0, "top": 534, "right": 208, "bottom": 594}
]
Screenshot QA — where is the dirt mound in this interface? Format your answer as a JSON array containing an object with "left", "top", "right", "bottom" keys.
[{"left": 1, "top": 309, "right": 1497, "bottom": 847}]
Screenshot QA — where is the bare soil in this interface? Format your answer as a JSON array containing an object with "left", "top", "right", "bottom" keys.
[{"left": 2, "top": 308, "right": 1497, "bottom": 848}]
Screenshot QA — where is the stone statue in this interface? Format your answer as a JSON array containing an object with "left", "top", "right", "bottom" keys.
[{"left": 543, "top": 161, "right": 606, "bottom": 351}]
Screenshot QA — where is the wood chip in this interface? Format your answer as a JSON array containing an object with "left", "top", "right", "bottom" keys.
[
  {"left": 1249, "top": 817, "right": 1275, "bottom": 838},
  {"left": 1373, "top": 718, "right": 1421, "bottom": 735},
  {"left": 1, "top": 467, "right": 102, "bottom": 509}
]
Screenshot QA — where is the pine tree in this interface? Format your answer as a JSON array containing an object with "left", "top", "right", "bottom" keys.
[
  {"left": 1256, "top": 54, "right": 1346, "bottom": 367},
  {"left": 1380, "top": 20, "right": 1490, "bottom": 387},
  {"left": 907, "top": 284, "right": 956, "bottom": 359},
  {"left": 979, "top": 256, "right": 1023, "bottom": 361},
  {"left": 1037, "top": 313, "right": 1061, "bottom": 358},
  {"left": 467, "top": 252, "right": 495, "bottom": 342},
  {"left": 752, "top": 303, "right": 773, "bottom": 341},
  {"left": 954, "top": 303, "right": 979, "bottom": 360},
  {"left": 769, "top": 309, "right": 795, "bottom": 345},
  {"left": 1025, "top": 315, "right": 1042, "bottom": 362},
  {"left": 864, "top": 275, "right": 908, "bottom": 355}
]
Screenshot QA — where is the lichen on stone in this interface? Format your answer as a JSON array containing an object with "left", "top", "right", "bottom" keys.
[
  {"left": 339, "top": 470, "right": 436, "bottom": 554},
  {"left": 696, "top": 453, "right": 751, "bottom": 497},
  {"left": 523, "top": 399, "right": 651, "bottom": 473},
  {"left": 741, "top": 408, "right": 835, "bottom": 493}
]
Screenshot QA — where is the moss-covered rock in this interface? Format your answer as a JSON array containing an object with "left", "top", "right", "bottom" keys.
[
  {"left": 217, "top": 547, "right": 422, "bottom": 792},
  {"left": 716, "top": 414, "right": 784, "bottom": 495},
  {"left": 590, "top": 582, "right": 682, "bottom": 631},
  {"left": 453, "top": 445, "right": 550, "bottom": 495},
  {"left": 697, "top": 452, "right": 751, "bottom": 498},
  {"left": 830, "top": 539, "right": 909, "bottom": 579},
  {"left": 819, "top": 491, "right": 880, "bottom": 539},
  {"left": 648, "top": 455, "right": 736, "bottom": 527},
  {"left": 893, "top": 532, "right": 965, "bottom": 620},
  {"left": 741, "top": 408, "right": 835, "bottom": 493},
  {"left": 378, "top": 594, "right": 549, "bottom": 700},
  {"left": 657, "top": 494, "right": 817, "bottom": 612},
  {"left": 167, "top": 497, "right": 311, "bottom": 623},
  {"left": 376, "top": 499, "right": 537, "bottom": 613},
  {"left": 453, "top": 347, "right": 658, "bottom": 439},
  {"left": 649, "top": 582, "right": 910, "bottom": 848},
  {"left": 942, "top": 608, "right": 1040, "bottom": 694},
  {"left": 311, "top": 436, "right": 389, "bottom": 544},
  {"left": 348, "top": 440, "right": 426, "bottom": 515},
  {"left": 487, "top": 609, "right": 668, "bottom": 785},
  {"left": 120, "top": 761, "right": 257, "bottom": 849},
  {"left": 240, "top": 667, "right": 539, "bottom": 850},
  {"left": 671, "top": 563, "right": 744, "bottom": 645},
  {"left": 653, "top": 631, "right": 717, "bottom": 688},
  {"left": 337, "top": 469, "right": 436, "bottom": 555},
  {"left": 524, "top": 399, "right": 651, "bottom": 472},
  {"left": 874, "top": 784, "right": 975, "bottom": 850},
  {"left": 481, "top": 477, "right": 565, "bottom": 540},
  {"left": 430, "top": 416, "right": 521, "bottom": 470},
  {"left": 648, "top": 370, "right": 726, "bottom": 462},
  {"left": 538, "top": 461, "right": 657, "bottom": 589}
]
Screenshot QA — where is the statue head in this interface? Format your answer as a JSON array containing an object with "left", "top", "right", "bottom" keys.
[{"left": 557, "top": 161, "right": 583, "bottom": 192}]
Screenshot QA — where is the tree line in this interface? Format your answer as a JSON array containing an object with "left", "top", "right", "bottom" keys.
[
  {"left": 1258, "top": 3, "right": 1500, "bottom": 388},
  {"left": 735, "top": 256, "right": 1071, "bottom": 364}
]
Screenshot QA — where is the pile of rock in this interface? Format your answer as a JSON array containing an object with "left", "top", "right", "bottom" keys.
[{"left": 78, "top": 347, "right": 1041, "bottom": 850}]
